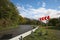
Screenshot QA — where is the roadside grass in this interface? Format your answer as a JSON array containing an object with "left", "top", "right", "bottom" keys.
[
  {"left": 0, "top": 25, "right": 18, "bottom": 31},
  {"left": 23, "top": 26, "right": 60, "bottom": 40}
]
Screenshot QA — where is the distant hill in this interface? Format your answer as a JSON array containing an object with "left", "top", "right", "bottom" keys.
[{"left": 19, "top": 17, "right": 45, "bottom": 25}]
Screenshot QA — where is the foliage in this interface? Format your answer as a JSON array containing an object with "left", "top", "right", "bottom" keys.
[
  {"left": 19, "top": 16, "right": 27, "bottom": 24},
  {"left": 48, "top": 18, "right": 58, "bottom": 26},
  {"left": 19, "top": 17, "right": 42, "bottom": 25},
  {"left": 48, "top": 18, "right": 59, "bottom": 26},
  {"left": 0, "top": 0, "right": 46, "bottom": 30},
  {"left": 23, "top": 27, "right": 60, "bottom": 40},
  {"left": 0, "top": 0, "right": 19, "bottom": 28},
  {"left": 47, "top": 17, "right": 60, "bottom": 30}
]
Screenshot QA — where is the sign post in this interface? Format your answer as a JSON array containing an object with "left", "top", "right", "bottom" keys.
[
  {"left": 39, "top": 16, "right": 50, "bottom": 26},
  {"left": 39, "top": 16, "right": 50, "bottom": 35}
]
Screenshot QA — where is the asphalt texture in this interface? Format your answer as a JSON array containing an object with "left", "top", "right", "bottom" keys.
[{"left": 0, "top": 25, "right": 33, "bottom": 40}]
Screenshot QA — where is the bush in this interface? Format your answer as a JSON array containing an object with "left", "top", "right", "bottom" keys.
[{"left": 56, "top": 23, "right": 60, "bottom": 27}]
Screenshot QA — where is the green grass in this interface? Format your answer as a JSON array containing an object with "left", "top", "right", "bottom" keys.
[
  {"left": 0, "top": 25, "right": 18, "bottom": 31},
  {"left": 23, "top": 26, "right": 60, "bottom": 40}
]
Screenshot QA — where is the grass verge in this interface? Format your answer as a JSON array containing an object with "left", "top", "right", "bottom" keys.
[{"left": 23, "top": 26, "right": 60, "bottom": 40}]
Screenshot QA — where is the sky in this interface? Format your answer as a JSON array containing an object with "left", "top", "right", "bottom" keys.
[{"left": 10, "top": 0, "right": 60, "bottom": 22}]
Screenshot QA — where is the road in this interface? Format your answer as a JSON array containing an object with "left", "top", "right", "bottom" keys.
[{"left": 0, "top": 25, "right": 33, "bottom": 40}]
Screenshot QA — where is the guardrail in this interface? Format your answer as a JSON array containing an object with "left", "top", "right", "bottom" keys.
[{"left": 9, "top": 26, "right": 39, "bottom": 40}]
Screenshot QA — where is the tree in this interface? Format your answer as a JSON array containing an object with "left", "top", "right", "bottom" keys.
[
  {"left": 0, "top": 0, "right": 19, "bottom": 27},
  {"left": 48, "top": 18, "right": 59, "bottom": 26}
]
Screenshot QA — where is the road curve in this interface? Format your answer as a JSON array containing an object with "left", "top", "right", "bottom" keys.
[{"left": 0, "top": 25, "right": 33, "bottom": 40}]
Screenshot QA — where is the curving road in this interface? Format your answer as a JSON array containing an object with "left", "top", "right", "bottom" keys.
[{"left": 0, "top": 25, "right": 33, "bottom": 40}]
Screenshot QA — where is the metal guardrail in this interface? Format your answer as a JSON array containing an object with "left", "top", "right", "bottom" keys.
[{"left": 9, "top": 26, "right": 39, "bottom": 40}]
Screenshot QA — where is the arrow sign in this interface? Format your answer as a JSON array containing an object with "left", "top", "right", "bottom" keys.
[{"left": 39, "top": 16, "right": 50, "bottom": 21}]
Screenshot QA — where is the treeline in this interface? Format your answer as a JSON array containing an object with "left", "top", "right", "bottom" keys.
[
  {"left": 19, "top": 16, "right": 41, "bottom": 25},
  {"left": 48, "top": 17, "right": 60, "bottom": 28}
]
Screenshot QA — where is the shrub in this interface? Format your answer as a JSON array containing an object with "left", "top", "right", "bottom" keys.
[{"left": 56, "top": 23, "right": 60, "bottom": 27}]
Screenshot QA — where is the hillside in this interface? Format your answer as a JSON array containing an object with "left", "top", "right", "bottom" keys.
[
  {"left": 0, "top": 0, "right": 43, "bottom": 30},
  {"left": 0, "top": 0, "right": 19, "bottom": 30}
]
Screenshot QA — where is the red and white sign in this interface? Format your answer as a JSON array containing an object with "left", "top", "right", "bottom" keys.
[{"left": 39, "top": 16, "right": 50, "bottom": 21}]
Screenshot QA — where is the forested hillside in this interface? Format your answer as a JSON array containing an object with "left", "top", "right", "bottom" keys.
[
  {"left": 19, "top": 17, "right": 42, "bottom": 25},
  {"left": 0, "top": 0, "right": 19, "bottom": 29},
  {"left": 0, "top": 0, "right": 42, "bottom": 30}
]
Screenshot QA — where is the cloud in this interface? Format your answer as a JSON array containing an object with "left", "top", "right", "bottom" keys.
[
  {"left": 58, "top": 6, "right": 60, "bottom": 9},
  {"left": 16, "top": 4, "right": 60, "bottom": 21},
  {"left": 42, "top": 2, "right": 46, "bottom": 7},
  {"left": 26, "top": 4, "right": 33, "bottom": 8}
]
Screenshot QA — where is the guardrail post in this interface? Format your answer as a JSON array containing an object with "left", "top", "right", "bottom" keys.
[
  {"left": 19, "top": 36, "right": 23, "bottom": 40},
  {"left": 31, "top": 31, "right": 33, "bottom": 34}
]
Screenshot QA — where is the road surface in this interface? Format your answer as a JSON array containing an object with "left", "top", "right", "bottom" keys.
[{"left": 0, "top": 25, "right": 33, "bottom": 40}]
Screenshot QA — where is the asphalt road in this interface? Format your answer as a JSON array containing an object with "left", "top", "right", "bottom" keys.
[{"left": 0, "top": 25, "right": 33, "bottom": 40}]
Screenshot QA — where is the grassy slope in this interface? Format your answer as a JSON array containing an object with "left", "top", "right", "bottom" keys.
[{"left": 23, "top": 26, "right": 60, "bottom": 40}]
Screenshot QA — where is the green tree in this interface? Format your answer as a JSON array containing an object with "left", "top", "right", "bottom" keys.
[
  {"left": 48, "top": 18, "right": 59, "bottom": 26},
  {"left": 0, "top": 0, "right": 19, "bottom": 28}
]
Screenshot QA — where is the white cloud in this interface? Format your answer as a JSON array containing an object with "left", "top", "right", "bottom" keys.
[
  {"left": 58, "top": 6, "right": 60, "bottom": 9},
  {"left": 42, "top": 2, "right": 46, "bottom": 7},
  {"left": 16, "top": 4, "right": 60, "bottom": 23},
  {"left": 26, "top": 4, "right": 33, "bottom": 8}
]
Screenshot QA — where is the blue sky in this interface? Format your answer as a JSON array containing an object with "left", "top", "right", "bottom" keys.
[
  {"left": 10, "top": 0, "right": 60, "bottom": 9},
  {"left": 10, "top": 0, "right": 60, "bottom": 22}
]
